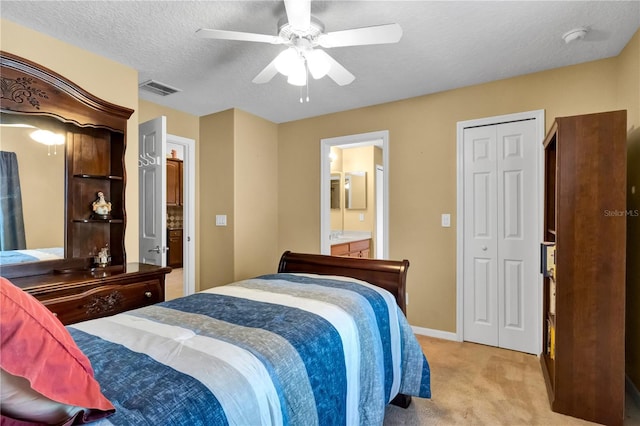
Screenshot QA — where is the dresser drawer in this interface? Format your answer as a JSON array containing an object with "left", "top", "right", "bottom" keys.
[
  {"left": 42, "top": 279, "right": 163, "bottom": 325},
  {"left": 349, "top": 239, "right": 370, "bottom": 252},
  {"left": 168, "top": 229, "right": 182, "bottom": 238},
  {"left": 331, "top": 242, "right": 350, "bottom": 256}
]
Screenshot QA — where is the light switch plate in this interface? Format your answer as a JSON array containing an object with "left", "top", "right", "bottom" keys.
[
  {"left": 441, "top": 213, "right": 451, "bottom": 227},
  {"left": 215, "top": 215, "right": 227, "bottom": 226}
]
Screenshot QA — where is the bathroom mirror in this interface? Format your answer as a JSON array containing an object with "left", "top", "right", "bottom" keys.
[
  {"left": 345, "top": 171, "right": 366, "bottom": 209},
  {"left": 330, "top": 173, "right": 341, "bottom": 209}
]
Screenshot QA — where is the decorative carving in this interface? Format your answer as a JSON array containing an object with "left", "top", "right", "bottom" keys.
[
  {"left": 0, "top": 75, "right": 48, "bottom": 109},
  {"left": 85, "top": 291, "right": 124, "bottom": 315}
]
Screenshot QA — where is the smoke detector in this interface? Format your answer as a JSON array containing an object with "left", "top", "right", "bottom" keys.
[{"left": 562, "top": 27, "right": 589, "bottom": 44}]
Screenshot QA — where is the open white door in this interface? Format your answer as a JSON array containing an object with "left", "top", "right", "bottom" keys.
[{"left": 139, "top": 117, "right": 167, "bottom": 265}]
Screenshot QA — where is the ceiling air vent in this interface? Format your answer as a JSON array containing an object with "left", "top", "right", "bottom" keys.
[{"left": 139, "top": 80, "right": 181, "bottom": 96}]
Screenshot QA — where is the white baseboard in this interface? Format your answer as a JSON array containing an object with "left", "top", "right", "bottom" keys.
[
  {"left": 627, "top": 375, "right": 640, "bottom": 408},
  {"left": 411, "top": 325, "right": 460, "bottom": 341}
]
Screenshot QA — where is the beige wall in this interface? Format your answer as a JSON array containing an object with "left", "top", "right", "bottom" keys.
[
  {"left": 329, "top": 147, "right": 344, "bottom": 231},
  {"left": 197, "top": 109, "right": 279, "bottom": 289},
  {"left": 199, "top": 109, "right": 235, "bottom": 289},
  {"left": 138, "top": 100, "right": 200, "bottom": 141},
  {"left": 616, "top": 29, "right": 640, "bottom": 129},
  {"left": 278, "top": 35, "right": 636, "bottom": 332},
  {"left": 343, "top": 146, "right": 375, "bottom": 232},
  {"left": 1, "top": 19, "right": 140, "bottom": 261},
  {"left": 234, "top": 109, "right": 279, "bottom": 279}
]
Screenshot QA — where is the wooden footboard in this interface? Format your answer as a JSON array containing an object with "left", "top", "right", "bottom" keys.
[
  {"left": 277, "top": 251, "right": 414, "bottom": 409},
  {"left": 278, "top": 251, "right": 410, "bottom": 315}
]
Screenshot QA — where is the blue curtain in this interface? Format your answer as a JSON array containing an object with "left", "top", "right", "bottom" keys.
[{"left": 0, "top": 151, "right": 26, "bottom": 250}]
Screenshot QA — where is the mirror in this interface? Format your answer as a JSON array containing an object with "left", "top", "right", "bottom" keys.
[
  {"left": 345, "top": 171, "right": 366, "bottom": 209},
  {"left": 330, "top": 173, "right": 341, "bottom": 209},
  {"left": 0, "top": 113, "right": 66, "bottom": 265}
]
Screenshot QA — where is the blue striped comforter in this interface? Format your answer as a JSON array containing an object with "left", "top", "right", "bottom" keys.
[{"left": 70, "top": 273, "right": 431, "bottom": 425}]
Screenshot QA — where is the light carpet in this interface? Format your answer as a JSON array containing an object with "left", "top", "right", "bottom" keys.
[{"left": 384, "top": 335, "right": 640, "bottom": 425}]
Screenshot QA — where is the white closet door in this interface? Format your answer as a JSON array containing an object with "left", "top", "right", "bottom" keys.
[
  {"left": 463, "top": 119, "right": 539, "bottom": 354},
  {"left": 463, "top": 125, "right": 499, "bottom": 347},
  {"left": 496, "top": 120, "right": 538, "bottom": 354}
]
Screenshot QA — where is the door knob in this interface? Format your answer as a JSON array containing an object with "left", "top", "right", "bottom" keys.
[
  {"left": 148, "top": 245, "right": 161, "bottom": 253},
  {"left": 481, "top": 246, "right": 488, "bottom": 251}
]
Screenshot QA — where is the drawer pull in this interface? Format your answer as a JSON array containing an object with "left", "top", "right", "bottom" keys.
[{"left": 145, "top": 291, "right": 153, "bottom": 298}]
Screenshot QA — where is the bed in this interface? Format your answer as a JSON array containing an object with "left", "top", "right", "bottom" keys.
[
  {"left": 0, "top": 251, "right": 431, "bottom": 426},
  {"left": 0, "top": 247, "right": 63, "bottom": 265}
]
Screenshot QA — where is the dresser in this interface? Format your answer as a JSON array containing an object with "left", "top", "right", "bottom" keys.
[{"left": 11, "top": 263, "right": 171, "bottom": 325}]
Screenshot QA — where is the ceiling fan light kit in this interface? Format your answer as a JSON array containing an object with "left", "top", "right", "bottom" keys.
[
  {"left": 306, "top": 49, "right": 330, "bottom": 79},
  {"left": 274, "top": 47, "right": 331, "bottom": 86},
  {"left": 197, "top": 0, "right": 402, "bottom": 99}
]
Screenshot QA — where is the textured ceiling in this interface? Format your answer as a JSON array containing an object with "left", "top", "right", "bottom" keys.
[{"left": 1, "top": 1, "right": 638, "bottom": 123}]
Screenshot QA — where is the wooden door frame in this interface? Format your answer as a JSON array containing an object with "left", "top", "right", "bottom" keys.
[{"left": 455, "top": 110, "right": 545, "bottom": 350}]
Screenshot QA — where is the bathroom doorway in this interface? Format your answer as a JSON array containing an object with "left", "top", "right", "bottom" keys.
[{"left": 320, "top": 131, "right": 389, "bottom": 259}]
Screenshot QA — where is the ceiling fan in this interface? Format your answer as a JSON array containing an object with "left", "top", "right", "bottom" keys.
[{"left": 196, "top": 0, "right": 402, "bottom": 88}]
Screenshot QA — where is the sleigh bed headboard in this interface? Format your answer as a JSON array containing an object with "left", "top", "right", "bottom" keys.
[{"left": 278, "top": 251, "right": 410, "bottom": 314}]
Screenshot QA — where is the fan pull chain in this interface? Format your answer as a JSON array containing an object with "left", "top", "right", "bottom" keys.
[
  {"left": 306, "top": 64, "right": 310, "bottom": 102},
  {"left": 299, "top": 64, "right": 310, "bottom": 103}
]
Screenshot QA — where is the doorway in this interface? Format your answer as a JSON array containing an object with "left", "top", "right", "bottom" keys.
[
  {"left": 320, "top": 130, "right": 389, "bottom": 259},
  {"left": 165, "top": 134, "right": 196, "bottom": 299},
  {"left": 138, "top": 117, "right": 196, "bottom": 300},
  {"left": 456, "top": 110, "right": 544, "bottom": 354}
]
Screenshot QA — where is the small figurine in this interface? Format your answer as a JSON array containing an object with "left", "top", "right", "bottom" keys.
[
  {"left": 94, "top": 246, "right": 111, "bottom": 268},
  {"left": 92, "top": 191, "right": 112, "bottom": 219}
]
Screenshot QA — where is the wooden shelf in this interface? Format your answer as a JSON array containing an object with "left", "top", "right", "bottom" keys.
[
  {"left": 73, "top": 174, "right": 123, "bottom": 180},
  {"left": 72, "top": 219, "right": 124, "bottom": 224}
]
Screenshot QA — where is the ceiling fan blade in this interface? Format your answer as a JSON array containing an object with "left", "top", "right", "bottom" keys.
[
  {"left": 196, "top": 28, "right": 284, "bottom": 44},
  {"left": 284, "top": 0, "right": 311, "bottom": 32},
  {"left": 315, "top": 50, "right": 355, "bottom": 86},
  {"left": 252, "top": 57, "right": 279, "bottom": 84},
  {"left": 317, "top": 23, "right": 402, "bottom": 48}
]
